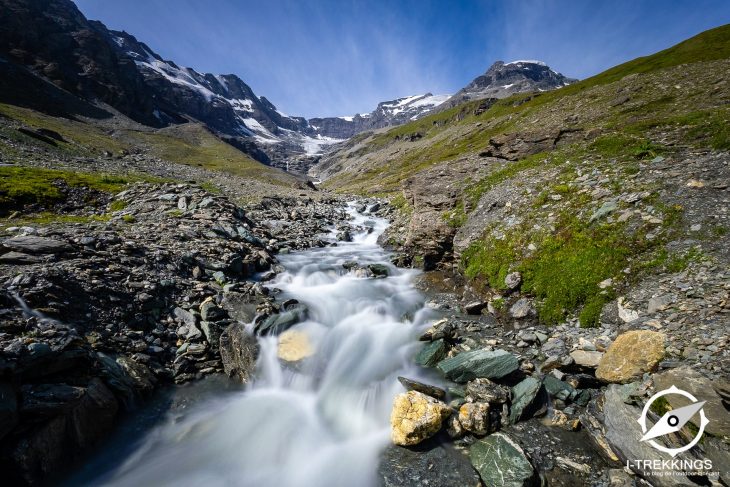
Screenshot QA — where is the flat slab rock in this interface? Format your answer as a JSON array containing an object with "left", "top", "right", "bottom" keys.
[
  {"left": 437, "top": 349, "right": 519, "bottom": 383},
  {"left": 379, "top": 443, "right": 481, "bottom": 487},
  {"left": 2, "top": 236, "right": 72, "bottom": 254},
  {"left": 469, "top": 432, "right": 538, "bottom": 486}
]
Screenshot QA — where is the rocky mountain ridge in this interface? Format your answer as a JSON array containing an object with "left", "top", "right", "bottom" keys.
[{"left": 0, "top": 0, "right": 576, "bottom": 173}]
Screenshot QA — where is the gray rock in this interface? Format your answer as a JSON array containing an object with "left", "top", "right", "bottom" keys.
[
  {"left": 509, "top": 377, "right": 544, "bottom": 424},
  {"left": 469, "top": 432, "right": 538, "bottom": 486},
  {"left": 647, "top": 294, "right": 674, "bottom": 314},
  {"left": 581, "top": 385, "right": 699, "bottom": 485},
  {"left": 3, "top": 236, "right": 72, "bottom": 254},
  {"left": 0, "top": 251, "right": 41, "bottom": 264},
  {"left": 504, "top": 272, "right": 522, "bottom": 290},
  {"left": 378, "top": 443, "right": 481, "bottom": 487},
  {"left": 200, "top": 301, "right": 227, "bottom": 322},
  {"left": 464, "top": 301, "right": 488, "bottom": 315},
  {"left": 542, "top": 375, "right": 576, "bottom": 402},
  {"left": 255, "top": 304, "right": 308, "bottom": 335},
  {"left": 415, "top": 339, "right": 447, "bottom": 367},
  {"left": 397, "top": 377, "right": 446, "bottom": 400},
  {"left": 219, "top": 323, "right": 258, "bottom": 382},
  {"left": 510, "top": 298, "right": 532, "bottom": 319},
  {"left": 465, "top": 378, "right": 510, "bottom": 404},
  {"left": 437, "top": 349, "right": 519, "bottom": 383},
  {"left": 367, "top": 263, "right": 390, "bottom": 277},
  {"left": 173, "top": 307, "right": 198, "bottom": 327},
  {"left": 590, "top": 200, "right": 618, "bottom": 222}
]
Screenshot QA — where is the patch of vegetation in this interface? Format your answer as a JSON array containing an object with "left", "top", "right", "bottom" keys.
[
  {"left": 650, "top": 395, "right": 671, "bottom": 416},
  {"left": 0, "top": 166, "right": 132, "bottom": 214},
  {"left": 5, "top": 212, "right": 112, "bottom": 226},
  {"left": 200, "top": 181, "right": 222, "bottom": 194},
  {"left": 122, "top": 214, "right": 136, "bottom": 223},
  {"left": 589, "top": 134, "right": 664, "bottom": 160},
  {"left": 389, "top": 193, "right": 413, "bottom": 216},
  {"left": 109, "top": 200, "right": 128, "bottom": 212}
]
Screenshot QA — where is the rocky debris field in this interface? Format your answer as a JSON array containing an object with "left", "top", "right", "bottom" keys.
[
  {"left": 379, "top": 261, "right": 729, "bottom": 487},
  {"left": 0, "top": 181, "right": 352, "bottom": 484}
]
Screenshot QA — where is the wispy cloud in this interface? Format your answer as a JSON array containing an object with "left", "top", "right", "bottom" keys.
[{"left": 74, "top": 0, "right": 730, "bottom": 117}]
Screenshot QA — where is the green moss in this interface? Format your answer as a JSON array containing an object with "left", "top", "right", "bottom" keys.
[
  {"left": 579, "top": 295, "right": 609, "bottom": 328},
  {"left": 109, "top": 200, "right": 128, "bottom": 212},
  {"left": 6, "top": 212, "right": 112, "bottom": 226},
  {"left": 649, "top": 396, "right": 671, "bottom": 416},
  {"left": 0, "top": 166, "right": 133, "bottom": 215},
  {"left": 462, "top": 235, "right": 519, "bottom": 291},
  {"left": 122, "top": 214, "right": 136, "bottom": 223},
  {"left": 200, "top": 181, "right": 222, "bottom": 195},
  {"left": 492, "top": 297, "right": 505, "bottom": 311}
]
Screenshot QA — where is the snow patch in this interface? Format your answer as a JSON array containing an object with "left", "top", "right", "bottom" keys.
[
  {"left": 300, "top": 134, "right": 344, "bottom": 155},
  {"left": 505, "top": 60, "right": 547, "bottom": 66}
]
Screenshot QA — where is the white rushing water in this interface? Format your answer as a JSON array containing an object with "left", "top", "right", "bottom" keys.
[{"left": 98, "top": 203, "right": 440, "bottom": 487}]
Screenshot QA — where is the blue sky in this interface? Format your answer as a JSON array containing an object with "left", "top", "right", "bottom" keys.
[{"left": 73, "top": 0, "right": 730, "bottom": 118}]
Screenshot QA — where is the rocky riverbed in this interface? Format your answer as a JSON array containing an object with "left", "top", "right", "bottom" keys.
[{"left": 0, "top": 180, "right": 727, "bottom": 487}]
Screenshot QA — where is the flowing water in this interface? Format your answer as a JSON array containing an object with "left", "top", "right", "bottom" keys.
[{"left": 85, "top": 204, "right": 441, "bottom": 487}]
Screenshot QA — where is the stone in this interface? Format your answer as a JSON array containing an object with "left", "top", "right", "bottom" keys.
[
  {"left": 617, "top": 298, "right": 639, "bottom": 323},
  {"left": 200, "top": 301, "right": 227, "bottom": 322},
  {"left": 509, "top": 298, "right": 532, "bottom": 318},
  {"left": 542, "top": 375, "right": 576, "bottom": 402},
  {"left": 509, "top": 377, "right": 544, "bottom": 424},
  {"left": 378, "top": 443, "right": 481, "bottom": 487},
  {"left": 590, "top": 200, "right": 618, "bottom": 222},
  {"left": 469, "top": 432, "right": 537, "bottom": 487},
  {"left": 2, "top": 236, "right": 72, "bottom": 254},
  {"left": 0, "top": 251, "right": 41, "bottom": 264},
  {"left": 255, "top": 304, "right": 308, "bottom": 335},
  {"left": 464, "top": 301, "right": 488, "bottom": 315},
  {"left": 581, "top": 385, "right": 697, "bottom": 485},
  {"left": 504, "top": 271, "right": 522, "bottom": 290},
  {"left": 277, "top": 329, "right": 314, "bottom": 363},
  {"left": 437, "top": 349, "right": 519, "bottom": 383},
  {"left": 367, "top": 263, "right": 390, "bottom": 277},
  {"left": 596, "top": 331, "right": 664, "bottom": 383},
  {"left": 390, "top": 390, "right": 451, "bottom": 446},
  {"left": 653, "top": 366, "right": 730, "bottom": 438},
  {"left": 646, "top": 294, "right": 674, "bottom": 314},
  {"left": 415, "top": 339, "right": 447, "bottom": 368},
  {"left": 397, "top": 377, "right": 446, "bottom": 399},
  {"left": 219, "top": 323, "right": 258, "bottom": 382},
  {"left": 458, "top": 402, "right": 490, "bottom": 435},
  {"left": 465, "top": 378, "right": 510, "bottom": 404},
  {"left": 569, "top": 350, "right": 603, "bottom": 368},
  {"left": 173, "top": 307, "right": 197, "bottom": 327}
]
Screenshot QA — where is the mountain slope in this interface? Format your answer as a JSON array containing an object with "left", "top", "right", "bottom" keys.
[{"left": 314, "top": 24, "right": 730, "bottom": 331}]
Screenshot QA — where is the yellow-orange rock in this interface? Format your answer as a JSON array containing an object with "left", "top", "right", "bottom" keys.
[
  {"left": 596, "top": 331, "right": 665, "bottom": 383},
  {"left": 390, "top": 390, "right": 451, "bottom": 446}
]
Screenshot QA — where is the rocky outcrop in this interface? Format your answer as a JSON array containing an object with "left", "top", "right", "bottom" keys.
[
  {"left": 469, "top": 432, "right": 538, "bottom": 487},
  {"left": 219, "top": 324, "right": 259, "bottom": 382},
  {"left": 378, "top": 443, "right": 481, "bottom": 487}
]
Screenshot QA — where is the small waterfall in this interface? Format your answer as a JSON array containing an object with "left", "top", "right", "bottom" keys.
[{"left": 92, "top": 203, "right": 440, "bottom": 487}]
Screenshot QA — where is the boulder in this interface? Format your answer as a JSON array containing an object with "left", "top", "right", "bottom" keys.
[
  {"left": 509, "top": 377, "right": 545, "bottom": 424},
  {"left": 200, "top": 301, "right": 227, "bottom": 322},
  {"left": 277, "top": 329, "right": 314, "bottom": 363},
  {"left": 2, "top": 236, "right": 72, "bottom": 254},
  {"left": 581, "top": 385, "right": 699, "bottom": 486},
  {"left": 464, "top": 301, "right": 488, "bottom": 315},
  {"left": 378, "top": 443, "right": 481, "bottom": 487},
  {"left": 0, "top": 251, "right": 41, "bottom": 264},
  {"left": 367, "top": 263, "right": 390, "bottom": 277},
  {"left": 458, "top": 402, "right": 490, "bottom": 435},
  {"left": 415, "top": 339, "right": 447, "bottom": 368},
  {"left": 390, "top": 390, "right": 451, "bottom": 446},
  {"left": 469, "top": 432, "right": 538, "bottom": 486},
  {"left": 437, "top": 349, "right": 519, "bottom": 383},
  {"left": 219, "top": 323, "right": 258, "bottom": 382},
  {"left": 542, "top": 375, "right": 576, "bottom": 402},
  {"left": 596, "top": 331, "right": 664, "bottom": 383},
  {"left": 504, "top": 272, "right": 522, "bottom": 290},
  {"left": 653, "top": 366, "right": 730, "bottom": 438}
]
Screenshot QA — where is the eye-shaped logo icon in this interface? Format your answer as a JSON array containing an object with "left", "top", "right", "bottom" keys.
[{"left": 638, "top": 385, "right": 710, "bottom": 457}]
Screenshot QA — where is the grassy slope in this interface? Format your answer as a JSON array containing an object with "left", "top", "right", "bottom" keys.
[
  {"left": 322, "top": 24, "right": 730, "bottom": 327},
  {"left": 323, "top": 24, "right": 730, "bottom": 194},
  {"left": 0, "top": 103, "right": 298, "bottom": 185}
]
